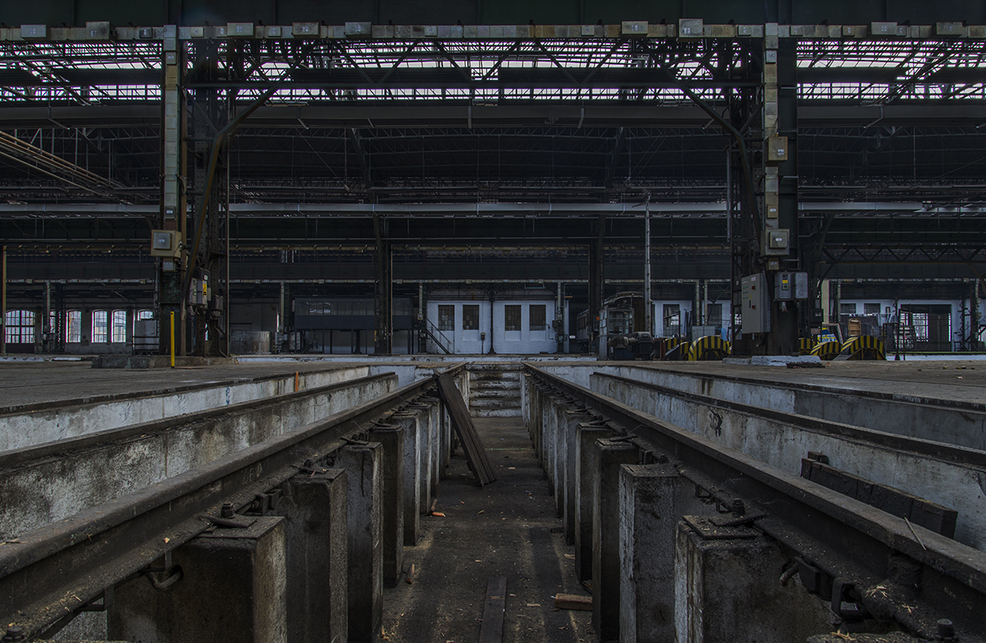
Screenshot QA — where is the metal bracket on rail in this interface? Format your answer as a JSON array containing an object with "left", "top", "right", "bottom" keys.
[{"left": 144, "top": 551, "right": 183, "bottom": 592}]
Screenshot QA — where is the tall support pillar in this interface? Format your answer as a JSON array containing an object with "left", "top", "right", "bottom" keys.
[
  {"left": 726, "top": 38, "right": 762, "bottom": 356},
  {"left": 158, "top": 26, "right": 186, "bottom": 357},
  {"left": 373, "top": 213, "right": 392, "bottom": 355},
  {"left": 973, "top": 280, "right": 983, "bottom": 350},
  {"left": 643, "top": 199, "right": 652, "bottom": 334},
  {"left": 588, "top": 215, "right": 605, "bottom": 353},
  {"left": 186, "top": 39, "right": 231, "bottom": 357},
  {"left": 765, "top": 36, "right": 800, "bottom": 354}
]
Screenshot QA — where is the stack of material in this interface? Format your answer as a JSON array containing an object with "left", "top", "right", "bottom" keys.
[{"left": 434, "top": 371, "right": 497, "bottom": 486}]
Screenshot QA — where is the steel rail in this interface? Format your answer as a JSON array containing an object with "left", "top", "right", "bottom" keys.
[
  {"left": 0, "top": 364, "right": 463, "bottom": 640},
  {"left": 525, "top": 364, "right": 986, "bottom": 642}
]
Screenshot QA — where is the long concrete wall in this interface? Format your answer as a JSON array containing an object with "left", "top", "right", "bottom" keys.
[
  {"left": 0, "top": 374, "right": 396, "bottom": 539},
  {"left": 592, "top": 373, "right": 986, "bottom": 552},
  {"left": 523, "top": 373, "right": 837, "bottom": 643},
  {"left": 47, "top": 367, "right": 464, "bottom": 643},
  {"left": 0, "top": 366, "right": 372, "bottom": 452},
  {"left": 610, "top": 365, "right": 986, "bottom": 451}
]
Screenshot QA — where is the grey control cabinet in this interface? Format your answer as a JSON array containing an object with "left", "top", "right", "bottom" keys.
[{"left": 741, "top": 273, "right": 771, "bottom": 334}]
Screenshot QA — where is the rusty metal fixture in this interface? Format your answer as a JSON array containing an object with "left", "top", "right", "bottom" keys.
[
  {"left": 2, "top": 626, "right": 25, "bottom": 642},
  {"left": 937, "top": 619, "right": 957, "bottom": 642},
  {"left": 220, "top": 502, "right": 234, "bottom": 519}
]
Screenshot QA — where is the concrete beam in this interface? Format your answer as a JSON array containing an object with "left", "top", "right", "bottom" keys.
[
  {"left": 109, "top": 517, "right": 288, "bottom": 643},
  {"left": 368, "top": 423, "right": 406, "bottom": 587},
  {"left": 674, "top": 517, "right": 833, "bottom": 643},
  {"left": 339, "top": 443, "right": 384, "bottom": 643},
  {"left": 591, "top": 438, "right": 639, "bottom": 641},
  {"left": 277, "top": 470, "right": 348, "bottom": 643}
]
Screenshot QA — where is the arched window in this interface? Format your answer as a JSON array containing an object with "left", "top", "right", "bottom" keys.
[
  {"left": 111, "top": 310, "right": 128, "bottom": 343},
  {"left": 4, "top": 310, "right": 35, "bottom": 344},
  {"left": 92, "top": 310, "right": 108, "bottom": 343},
  {"left": 66, "top": 311, "right": 82, "bottom": 343}
]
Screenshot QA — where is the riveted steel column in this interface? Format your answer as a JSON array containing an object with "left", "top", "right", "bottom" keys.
[{"left": 158, "top": 26, "right": 186, "bottom": 357}]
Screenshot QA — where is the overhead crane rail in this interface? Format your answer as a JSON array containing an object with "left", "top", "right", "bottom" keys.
[
  {"left": 0, "top": 364, "right": 464, "bottom": 640},
  {"left": 524, "top": 364, "right": 986, "bottom": 642}
]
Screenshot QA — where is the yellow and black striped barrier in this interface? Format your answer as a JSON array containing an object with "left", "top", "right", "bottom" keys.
[
  {"left": 839, "top": 335, "right": 886, "bottom": 360},
  {"left": 659, "top": 337, "right": 690, "bottom": 360},
  {"left": 810, "top": 340, "right": 842, "bottom": 360},
  {"left": 799, "top": 338, "right": 816, "bottom": 355},
  {"left": 687, "top": 335, "right": 731, "bottom": 361}
]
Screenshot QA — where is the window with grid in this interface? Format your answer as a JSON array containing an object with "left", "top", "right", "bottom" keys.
[
  {"left": 137, "top": 310, "right": 154, "bottom": 320},
  {"left": 5, "top": 310, "right": 35, "bottom": 344},
  {"left": 840, "top": 303, "right": 857, "bottom": 315},
  {"left": 111, "top": 310, "right": 128, "bottom": 343},
  {"left": 529, "top": 305, "right": 546, "bottom": 331},
  {"left": 462, "top": 305, "right": 479, "bottom": 330},
  {"left": 66, "top": 311, "right": 82, "bottom": 343},
  {"left": 864, "top": 303, "right": 881, "bottom": 315},
  {"left": 438, "top": 305, "right": 455, "bottom": 331},
  {"left": 706, "top": 304, "right": 723, "bottom": 327},
  {"left": 92, "top": 310, "right": 108, "bottom": 343},
  {"left": 504, "top": 305, "right": 522, "bottom": 331},
  {"left": 663, "top": 304, "right": 681, "bottom": 336}
]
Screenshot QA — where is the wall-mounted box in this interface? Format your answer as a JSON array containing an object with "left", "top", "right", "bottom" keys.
[
  {"left": 292, "top": 22, "right": 319, "bottom": 37},
  {"left": 767, "top": 135, "right": 789, "bottom": 163},
  {"left": 227, "top": 23, "right": 255, "bottom": 37},
  {"left": 86, "top": 22, "right": 111, "bottom": 39},
  {"left": 763, "top": 228, "right": 789, "bottom": 256},
  {"left": 937, "top": 22, "right": 966, "bottom": 37},
  {"left": 150, "top": 230, "right": 182, "bottom": 258},
  {"left": 20, "top": 25, "right": 46, "bottom": 39},
  {"left": 741, "top": 273, "right": 771, "bottom": 334},
  {"left": 679, "top": 19, "right": 703, "bottom": 37}
]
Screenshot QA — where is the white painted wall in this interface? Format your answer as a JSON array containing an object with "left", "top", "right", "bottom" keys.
[
  {"left": 841, "top": 298, "right": 971, "bottom": 349},
  {"left": 426, "top": 299, "right": 556, "bottom": 354}
]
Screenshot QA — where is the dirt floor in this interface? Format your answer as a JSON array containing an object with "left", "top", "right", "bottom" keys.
[{"left": 380, "top": 417, "right": 595, "bottom": 643}]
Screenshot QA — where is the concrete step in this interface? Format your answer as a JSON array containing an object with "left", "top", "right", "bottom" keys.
[
  {"left": 470, "top": 380, "right": 521, "bottom": 393},
  {"left": 472, "top": 407, "right": 523, "bottom": 418},
  {"left": 470, "top": 372, "right": 522, "bottom": 383},
  {"left": 470, "top": 398, "right": 522, "bottom": 411}
]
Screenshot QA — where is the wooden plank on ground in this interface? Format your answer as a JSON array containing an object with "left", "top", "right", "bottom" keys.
[
  {"left": 435, "top": 371, "right": 497, "bottom": 486},
  {"left": 479, "top": 576, "right": 507, "bottom": 643},
  {"left": 554, "top": 593, "right": 593, "bottom": 611}
]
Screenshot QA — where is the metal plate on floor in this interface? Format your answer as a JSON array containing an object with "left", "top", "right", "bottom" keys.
[{"left": 683, "top": 515, "right": 759, "bottom": 540}]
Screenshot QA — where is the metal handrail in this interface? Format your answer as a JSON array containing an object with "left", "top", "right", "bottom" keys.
[{"left": 422, "top": 317, "right": 453, "bottom": 354}]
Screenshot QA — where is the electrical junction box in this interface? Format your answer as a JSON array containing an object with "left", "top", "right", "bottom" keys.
[
  {"left": 775, "top": 272, "right": 794, "bottom": 301},
  {"left": 793, "top": 272, "right": 809, "bottom": 299},
  {"left": 741, "top": 273, "right": 771, "bottom": 334},
  {"left": 767, "top": 136, "right": 788, "bottom": 163},
  {"left": 150, "top": 230, "right": 182, "bottom": 258},
  {"left": 763, "top": 228, "right": 789, "bottom": 256},
  {"left": 776, "top": 271, "right": 810, "bottom": 301}
]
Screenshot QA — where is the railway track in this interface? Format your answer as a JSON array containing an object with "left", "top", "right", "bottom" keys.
[{"left": 525, "top": 364, "right": 986, "bottom": 642}]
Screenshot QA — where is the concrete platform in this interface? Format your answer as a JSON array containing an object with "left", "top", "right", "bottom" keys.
[
  {"left": 617, "top": 359, "right": 986, "bottom": 407},
  {"left": 0, "top": 361, "right": 375, "bottom": 409}
]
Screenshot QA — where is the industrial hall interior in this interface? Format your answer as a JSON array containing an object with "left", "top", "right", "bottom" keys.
[{"left": 1, "top": 1, "right": 985, "bottom": 643}]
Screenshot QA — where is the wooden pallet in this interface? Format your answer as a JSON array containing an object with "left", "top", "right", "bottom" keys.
[{"left": 434, "top": 371, "right": 497, "bottom": 486}]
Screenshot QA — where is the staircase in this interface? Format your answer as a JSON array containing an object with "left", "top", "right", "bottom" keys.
[{"left": 467, "top": 362, "right": 524, "bottom": 417}]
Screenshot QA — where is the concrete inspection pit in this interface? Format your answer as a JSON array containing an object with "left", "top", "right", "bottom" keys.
[{"left": 0, "top": 359, "right": 984, "bottom": 643}]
